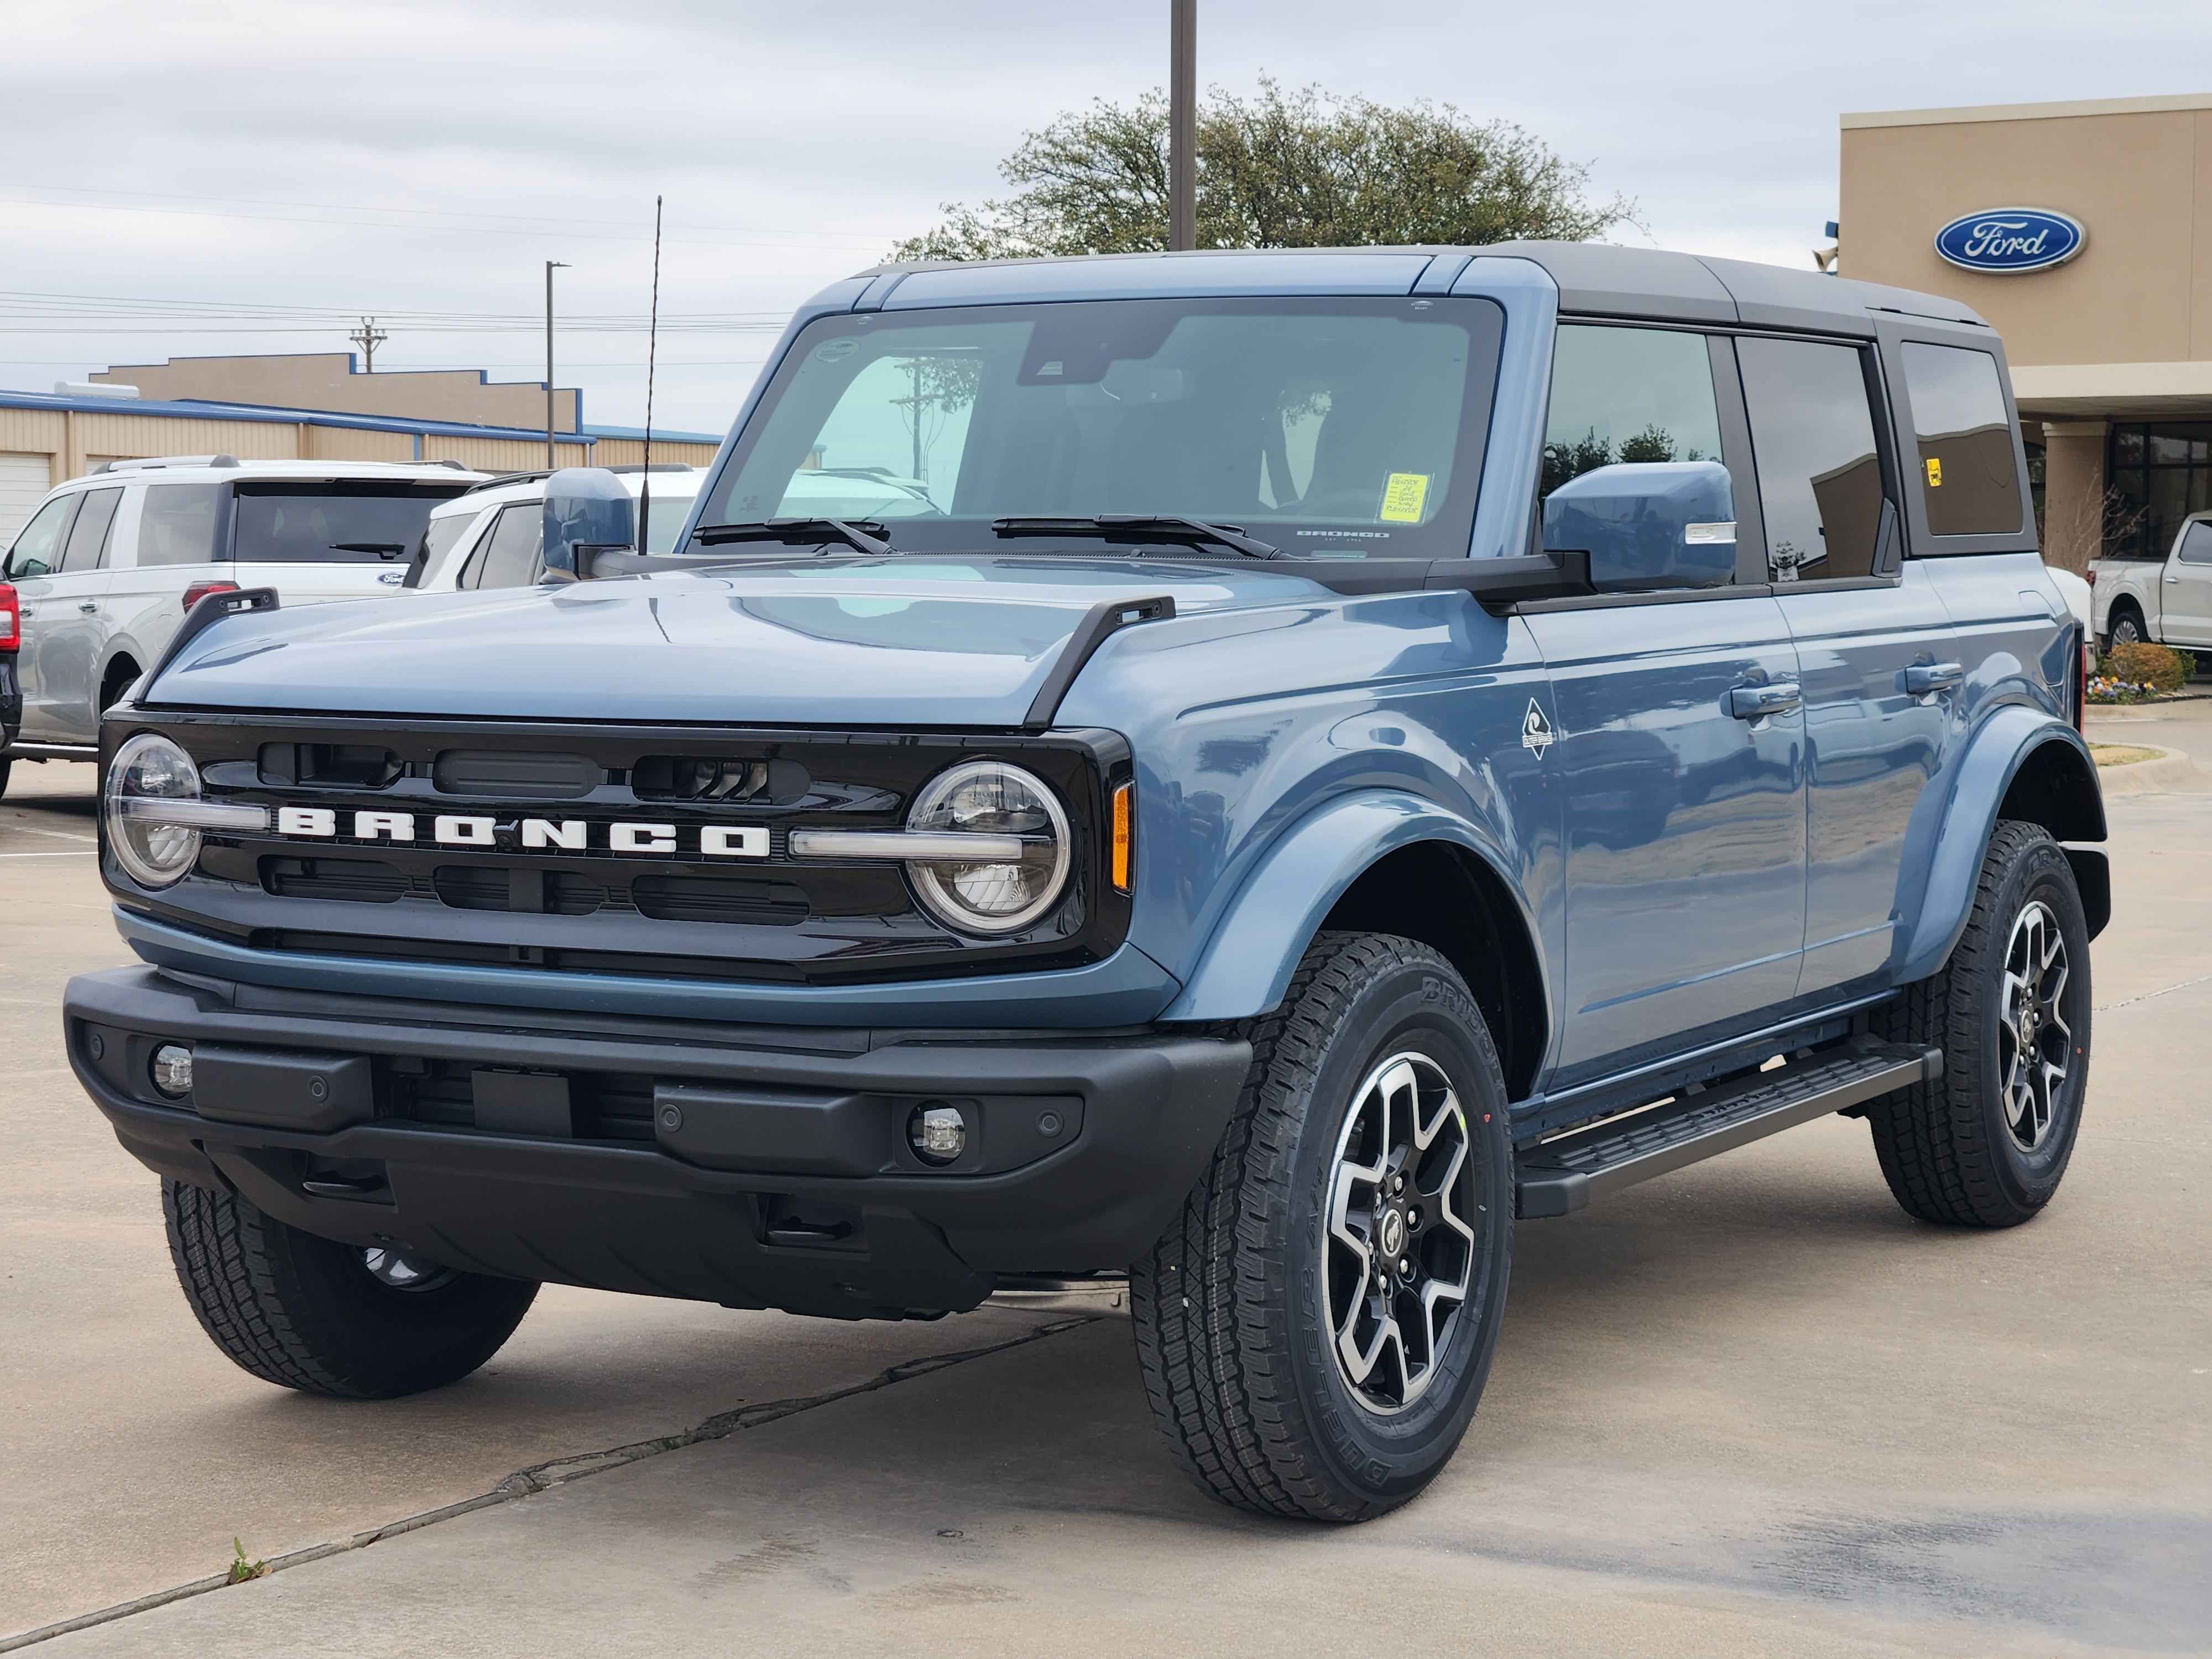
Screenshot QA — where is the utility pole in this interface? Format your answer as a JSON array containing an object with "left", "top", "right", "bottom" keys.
[
  {"left": 348, "top": 316, "right": 387, "bottom": 373},
  {"left": 544, "top": 260, "right": 569, "bottom": 467},
  {"left": 1169, "top": 0, "right": 1196, "bottom": 252}
]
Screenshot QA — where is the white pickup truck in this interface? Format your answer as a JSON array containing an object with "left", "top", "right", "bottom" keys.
[{"left": 2090, "top": 510, "right": 2212, "bottom": 655}]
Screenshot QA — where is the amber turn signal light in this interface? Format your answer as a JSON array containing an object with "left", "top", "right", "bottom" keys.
[{"left": 1110, "top": 781, "right": 1133, "bottom": 894}]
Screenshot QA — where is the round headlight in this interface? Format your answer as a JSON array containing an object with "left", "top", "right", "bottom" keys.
[
  {"left": 106, "top": 733, "right": 205, "bottom": 889},
  {"left": 905, "top": 760, "right": 1072, "bottom": 935}
]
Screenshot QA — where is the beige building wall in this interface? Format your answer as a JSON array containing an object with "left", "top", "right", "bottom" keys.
[
  {"left": 91, "top": 353, "right": 583, "bottom": 434},
  {"left": 1840, "top": 93, "right": 2212, "bottom": 571}
]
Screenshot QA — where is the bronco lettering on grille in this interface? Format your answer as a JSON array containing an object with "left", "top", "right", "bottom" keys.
[{"left": 270, "top": 810, "right": 770, "bottom": 858}]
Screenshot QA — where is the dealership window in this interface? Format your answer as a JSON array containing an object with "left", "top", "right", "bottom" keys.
[
  {"left": 1899, "top": 343, "right": 2022, "bottom": 536},
  {"left": 2106, "top": 423, "right": 2212, "bottom": 561}
]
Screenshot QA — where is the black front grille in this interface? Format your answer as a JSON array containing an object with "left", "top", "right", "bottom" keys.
[
  {"left": 631, "top": 874, "right": 808, "bottom": 926},
  {"left": 631, "top": 755, "right": 810, "bottom": 804},
  {"left": 262, "top": 857, "right": 405, "bottom": 903},
  {"left": 138, "top": 713, "right": 1133, "bottom": 987},
  {"left": 432, "top": 749, "right": 600, "bottom": 797}
]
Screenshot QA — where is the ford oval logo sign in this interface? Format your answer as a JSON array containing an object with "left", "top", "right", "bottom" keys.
[{"left": 1933, "top": 207, "right": 2085, "bottom": 274}]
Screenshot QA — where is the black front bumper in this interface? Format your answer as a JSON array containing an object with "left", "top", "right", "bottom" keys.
[{"left": 66, "top": 967, "right": 1250, "bottom": 1320}]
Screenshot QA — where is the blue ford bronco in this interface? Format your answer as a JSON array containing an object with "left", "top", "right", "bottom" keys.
[{"left": 66, "top": 243, "right": 2104, "bottom": 1522}]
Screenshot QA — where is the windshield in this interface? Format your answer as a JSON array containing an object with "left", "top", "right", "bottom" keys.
[
  {"left": 701, "top": 295, "right": 1503, "bottom": 560},
  {"left": 233, "top": 481, "right": 471, "bottom": 565}
]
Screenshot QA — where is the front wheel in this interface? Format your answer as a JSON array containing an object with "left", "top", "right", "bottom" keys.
[
  {"left": 1131, "top": 933, "right": 1514, "bottom": 1522},
  {"left": 1867, "top": 820, "right": 2091, "bottom": 1226},
  {"left": 164, "top": 1180, "right": 539, "bottom": 1397}
]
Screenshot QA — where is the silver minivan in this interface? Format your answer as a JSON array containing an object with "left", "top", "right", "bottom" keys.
[{"left": 0, "top": 456, "right": 481, "bottom": 791}]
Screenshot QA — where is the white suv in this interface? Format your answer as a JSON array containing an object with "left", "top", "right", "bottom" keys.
[
  {"left": 411, "top": 466, "right": 703, "bottom": 592},
  {"left": 0, "top": 456, "right": 483, "bottom": 789}
]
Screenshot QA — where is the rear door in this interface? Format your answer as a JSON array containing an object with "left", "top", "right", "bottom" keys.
[
  {"left": 232, "top": 479, "right": 469, "bottom": 604},
  {"left": 2160, "top": 519, "right": 2212, "bottom": 645},
  {"left": 1526, "top": 321, "right": 1807, "bottom": 1088},
  {"left": 1741, "top": 333, "right": 1960, "bottom": 1001}
]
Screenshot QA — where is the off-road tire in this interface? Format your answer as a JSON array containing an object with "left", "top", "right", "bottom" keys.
[
  {"left": 1867, "top": 820, "right": 2091, "bottom": 1227},
  {"left": 1130, "top": 932, "right": 1514, "bottom": 1522},
  {"left": 163, "top": 1178, "right": 539, "bottom": 1397}
]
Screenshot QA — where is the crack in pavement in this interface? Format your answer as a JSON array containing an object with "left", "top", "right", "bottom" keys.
[
  {"left": 2099, "top": 971, "right": 2212, "bottom": 1012},
  {"left": 0, "top": 1314, "right": 1094, "bottom": 1653}
]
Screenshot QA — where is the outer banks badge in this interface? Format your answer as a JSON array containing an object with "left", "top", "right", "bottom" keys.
[{"left": 1521, "top": 699, "right": 1554, "bottom": 758}]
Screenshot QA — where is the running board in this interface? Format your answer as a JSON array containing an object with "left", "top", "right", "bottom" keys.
[{"left": 1515, "top": 1039, "right": 1940, "bottom": 1219}]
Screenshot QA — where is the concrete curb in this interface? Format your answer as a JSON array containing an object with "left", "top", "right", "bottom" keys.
[{"left": 2093, "top": 743, "right": 2204, "bottom": 795}]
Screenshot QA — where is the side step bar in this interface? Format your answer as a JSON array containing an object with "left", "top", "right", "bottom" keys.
[{"left": 1515, "top": 1038, "right": 1940, "bottom": 1219}]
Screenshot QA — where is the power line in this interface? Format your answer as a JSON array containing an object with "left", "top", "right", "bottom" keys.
[
  {"left": 0, "top": 178, "right": 898, "bottom": 243},
  {"left": 0, "top": 187, "right": 896, "bottom": 251}
]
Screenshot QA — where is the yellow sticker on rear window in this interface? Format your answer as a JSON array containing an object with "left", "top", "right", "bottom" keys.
[
  {"left": 1925, "top": 457, "right": 1943, "bottom": 487},
  {"left": 1379, "top": 472, "right": 1430, "bottom": 523}
]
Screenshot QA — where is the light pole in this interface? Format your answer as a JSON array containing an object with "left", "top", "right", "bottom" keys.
[
  {"left": 1169, "top": 0, "right": 1196, "bottom": 251},
  {"left": 545, "top": 260, "right": 569, "bottom": 467}
]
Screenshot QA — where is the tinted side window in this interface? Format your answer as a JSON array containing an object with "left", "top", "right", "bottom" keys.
[
  {"left": 138, "top": 484, "right": 232, "bottom": 567},
  {"left": 405, "top": 512, "right": 477, "bottom": 589},
  {"left": 1737, "top": 338, "right": 1887, "bottom": 581},
  {"left": 59, "top": 487, "right": 123, "bottom": 572},
  {"left": 469, "top": 504, "right": 544, "bottom": 590},
  {"left": 2179, "top": 520, "right": 2212, "bottom": 565},
  {"left": 1900, "top": 343, "right": 2020, "bottom": 536},
  {"left": 4, "top": 494, "right": 80, "bottom": 578},
  {"left": 1541, "top": 324, "right": 1723, "bottom": 499}
]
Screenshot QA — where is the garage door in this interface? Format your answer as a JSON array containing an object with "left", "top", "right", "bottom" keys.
[{"left": 0, "top": 452, "right": 54, "bottom": 550}]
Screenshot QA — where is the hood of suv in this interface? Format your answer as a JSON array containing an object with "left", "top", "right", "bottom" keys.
[{"left": 143, "top": 556, "right": 1334, "bottom": 726}]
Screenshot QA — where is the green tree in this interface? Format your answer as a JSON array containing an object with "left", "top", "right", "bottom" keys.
[{"left": 893, "top": 79, "right": 1634, "bottom": 261}]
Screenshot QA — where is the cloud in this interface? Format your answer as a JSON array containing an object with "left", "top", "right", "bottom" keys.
[{"left": 1, "top": 0, "right": 2200, "bottom": 432}]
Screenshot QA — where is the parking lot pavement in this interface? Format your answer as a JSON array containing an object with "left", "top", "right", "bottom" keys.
[{"left": 8, "top": 755, "right": 2210, "bottom": 1656}]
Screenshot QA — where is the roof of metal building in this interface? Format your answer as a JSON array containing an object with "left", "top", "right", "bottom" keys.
[{"left": 0, "top": 387, "right": 723, "bottom": 446}]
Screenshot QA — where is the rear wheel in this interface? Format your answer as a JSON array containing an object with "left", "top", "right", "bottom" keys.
[
  {"left": 2105, "top": 604, "right": 2145, "bottom": 650},
  {"left": 1131, "top": 933, "right": 1514, "bottom": 1522},
  {"left": 0, "top": 758, "right": 11, "bottom": 799},
  {"left": 1867, "top": 821, "right": 2090, "bottom": 1227},
  {"left": 163, "top": 1179, "right": 539, "bottom": 1397}
]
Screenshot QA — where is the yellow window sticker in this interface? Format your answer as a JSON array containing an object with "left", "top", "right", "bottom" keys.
[
  {"left": 1925, "top": 457, "right": 1943, "bottom": 487},
  {"left": 1379, "top": 472, "right": 1430, "bottom": 523}
]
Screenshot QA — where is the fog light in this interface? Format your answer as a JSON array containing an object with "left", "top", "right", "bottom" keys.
[
  {"left": 152, "top": 1044, "right": 194, "bottom": 1099},
  {"left": 908, "top": 1102, "right": 967, "bottom": 1166}
]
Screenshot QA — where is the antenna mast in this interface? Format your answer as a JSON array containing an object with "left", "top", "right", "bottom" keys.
[{"left": 639, "top": 195, "right": 663, "bottom": 555}]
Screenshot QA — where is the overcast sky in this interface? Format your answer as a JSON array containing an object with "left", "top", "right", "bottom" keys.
[{"left": 3, "top": 0, "right": 2206, "bottom": 436}]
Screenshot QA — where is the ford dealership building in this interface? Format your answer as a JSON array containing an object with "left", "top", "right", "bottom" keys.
[{"left": 1840, "top": 92, "right": 2212, "bottom": 572}]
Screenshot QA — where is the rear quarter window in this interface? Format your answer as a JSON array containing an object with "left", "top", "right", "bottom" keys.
[
  {"left": 1901, "top": 343, "right": 2022, "bottom": 536},
  {"left": 137, "top": 484, "right": 231, "bottom": 567}
]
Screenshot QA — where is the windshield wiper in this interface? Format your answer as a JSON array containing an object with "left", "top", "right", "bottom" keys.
[
  {"left": 690, "top": 518, "right": 892, "bottom": 556},
  {"left": 992, "top": 514, "right": 1279, "bottom": 560},
  {"left": 330, "top": 542, "right": 409, "bottom": 559}
]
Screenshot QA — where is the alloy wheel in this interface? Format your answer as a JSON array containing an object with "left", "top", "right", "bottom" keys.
[
  {"left": 1323, "top": 1051, "right": 1477, "bottom": 1415},
  {"left": 1997, "top": 899, "right": 2073, "bottom": 1151}
]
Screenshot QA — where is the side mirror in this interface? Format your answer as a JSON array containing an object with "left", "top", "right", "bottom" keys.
[
  {"left": 1542, "top": 461, "right": 1736, "bottom": 594},
  {"left": 541, "top": 469, "right": 635, "bottom": 582}
]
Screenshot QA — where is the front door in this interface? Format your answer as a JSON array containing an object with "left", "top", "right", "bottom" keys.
[{"left": 1527, "top": 320, "right": 1807, "bottom": 1089}]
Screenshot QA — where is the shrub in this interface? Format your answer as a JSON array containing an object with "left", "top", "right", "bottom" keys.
[{"left": 2101, "top": 640, "right": 2190, "bottom": 695}]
